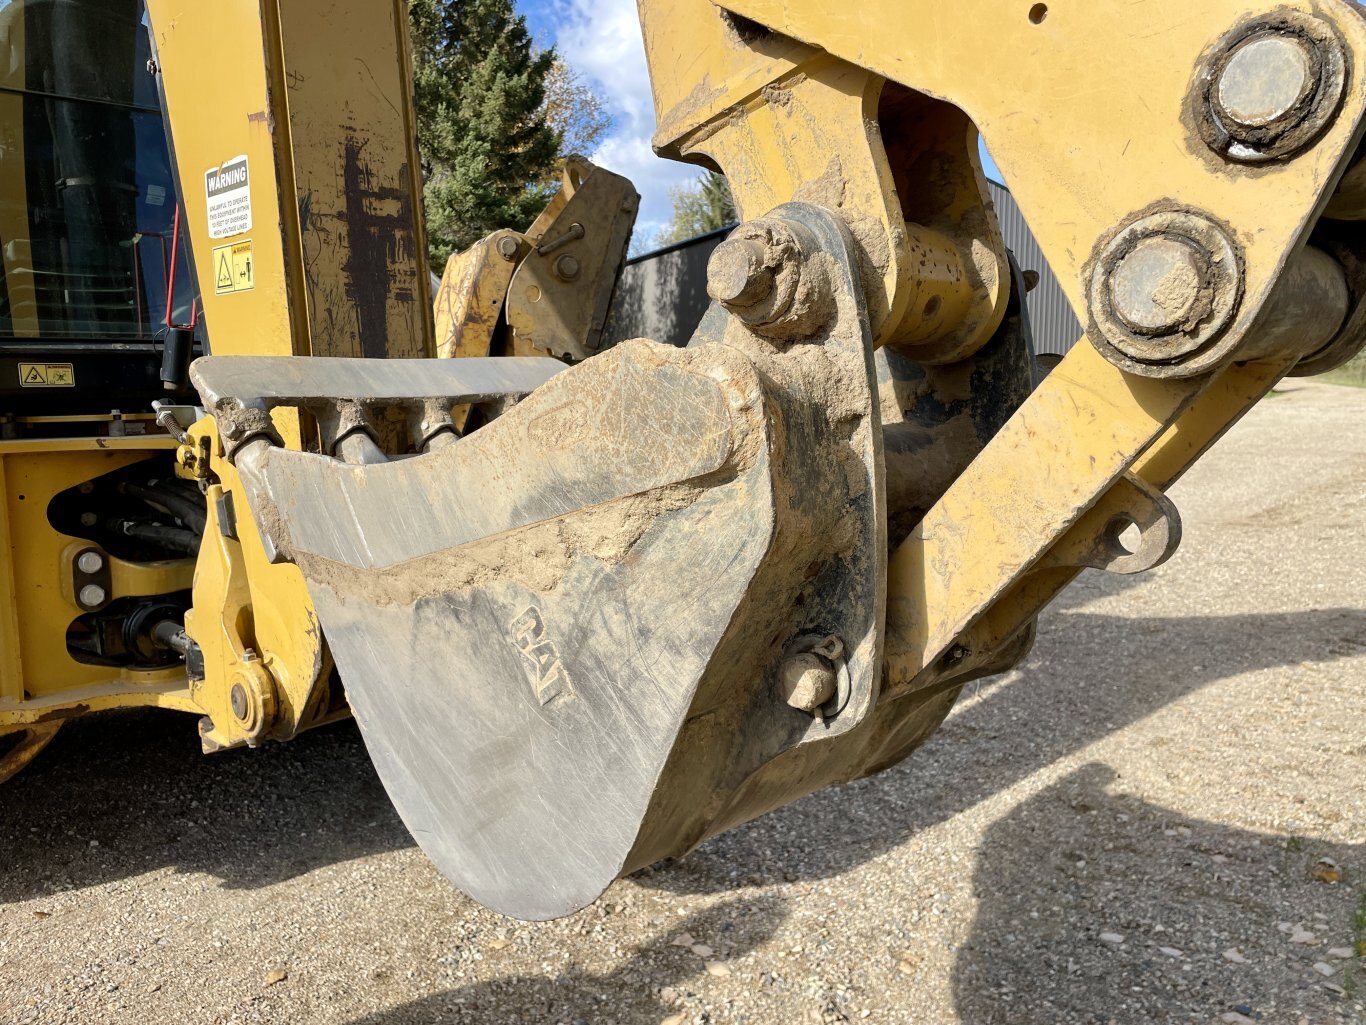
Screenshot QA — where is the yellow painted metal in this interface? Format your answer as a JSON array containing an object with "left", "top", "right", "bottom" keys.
[
  {"left": 435, "top": 233, "right": 521, "bottom": 360},
  {"left": 942, "top": 358, "right": 1292, "bottom": 680},
  {"left": 0, "top": 722, "right": 63, "bottom": 785},
  {"left": 505, "top": 157, "right": 640, "bottom": 360},
  {"left": 882, "top": 341, "right": 1205, "bottom": 690},
  {"left": 144, "top": 0, "right": 432, "bottom": 361},
  {"left": 638, "top": 5, "right": 1008, "bottom": 358},
  {"left": 132, "top": 0, "right": 432, "bottom": 752},
  {"left": 0, "top": 439, "right": 193, "bottom": 725},
  {"left": 720, "top": 0, "right": 1366, "bottom": 366},
  {"left": 181, "top": 418, "right": 326, "bottom": 752}
]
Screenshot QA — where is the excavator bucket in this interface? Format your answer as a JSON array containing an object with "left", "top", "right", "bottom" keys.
[
  {"left": 186, "top": 0, "right": 1366, "bottom": 924},
  {"left": 191, "top": 206, "right": 928, "bottom": 919}
]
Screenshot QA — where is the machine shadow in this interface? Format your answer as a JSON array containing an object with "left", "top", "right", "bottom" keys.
[
  {"left": 343, "top": 894, "right": 787, "bottom": 1025},
  {"left": 951, "top": 762, "right": 1361, "bottom": 1024},
  {"left": 646, "top": 589, "right": 1366, "bottom": 895},
  {"left": 1, "top": 572, "right": 1361, "bottom": 905},
  {"left": 0, "top": 708, "right": 412, "bottom": 901}
]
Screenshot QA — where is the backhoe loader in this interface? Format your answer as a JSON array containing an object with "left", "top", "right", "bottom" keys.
[{"left": 3, "top": 0, "right": 1365, "bottom": 922}]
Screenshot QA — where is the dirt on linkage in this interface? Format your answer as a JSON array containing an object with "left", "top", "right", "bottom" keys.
[{"left": 0, "top": 380, "right": 1363, "bottom": 1025}]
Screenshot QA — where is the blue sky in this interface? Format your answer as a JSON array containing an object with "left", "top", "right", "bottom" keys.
[{"left": 517, "top": 0, "right": 1004, "bottom": 245}]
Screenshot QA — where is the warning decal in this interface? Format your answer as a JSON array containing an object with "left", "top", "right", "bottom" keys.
[
  {"left": 204, "top": 155, "right": 252, "bottom": 239},
  {"left": 18, "top": 363, "right": 75, "bottom": 387},
  {"left": 213, "top": 240, "right": 255, "bottom": 295}
]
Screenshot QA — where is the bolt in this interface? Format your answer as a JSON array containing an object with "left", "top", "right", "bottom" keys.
[
  {"left": 219, "top": 418, "right": 242, "bottom": 441},
  {"left": 707, "top": 238, "right": 773, "bottom": 310},
  {"left": 78, "top": 583, "right": 107, "bottom": 608},
  {"left": 496, "top": 235, "right": 520, "bottom": 260},
  {"left": 76, "top": 550, "right": 104, "bottom": 575},
  {"left": 230, "top": 682, "right": 250, "bottom": 721},
  {"left": 1216, "top": 33, "right": 1315, "bottom": 131},
  {"left": 79, "top": 512, "right": 97, "bottom": 527},
  {"left": 1108, "top": 236, "right": 1208, "bottom": 336},
  {"left": 779, "top": 652, "right": 837, "bottom": 717},
  {"left": 554, "top": 253, "right": 581, "bottom": 281}
]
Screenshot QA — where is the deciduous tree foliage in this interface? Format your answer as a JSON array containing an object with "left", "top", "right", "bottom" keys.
[
  {"left": 654, "top": 172, "right": 737, "bottom": 249},
  {"left": 409, "top": 0, "right": 561, "bottom": 269}
]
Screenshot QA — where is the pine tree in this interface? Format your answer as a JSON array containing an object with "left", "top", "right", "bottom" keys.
[
  {"left": 410, "top": 0, "right": 560, "bottom": 269},
  {"left": 654, "top": 172, "right": 738, "bottom": 248}
]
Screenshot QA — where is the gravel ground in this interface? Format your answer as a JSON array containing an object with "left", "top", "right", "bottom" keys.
[{"left": 1, "top": 380, "right": 1363, "bottom": 1025}]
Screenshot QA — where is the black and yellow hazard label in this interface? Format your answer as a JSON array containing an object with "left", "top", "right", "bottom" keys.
[
  {"left": 213, "top": 239, "right": 255, "bottom": 295},
  {"left": 18, "top": 362, "right": 75, "bottom": 387}
]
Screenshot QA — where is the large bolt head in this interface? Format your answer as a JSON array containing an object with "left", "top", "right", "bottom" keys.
[
  {"left": 553, "top": 253, "right": 581, "bottom": 281},
  {"left": 229, "top": 681, "right": 250, "bottom": 721},
  {"left": 76, "top": 550, "right": 104, "bottom": 575},
  {"left": 1215, "top": 33, "right": 1316, "bottom": 130},
  {"left": 706, "top": 238, "right": 773, "bottom": 309},
  {"left": 78, "top": 583, "right": 107, "bottom": 608},
  {"left": 779, "top": 652, "right": 836, "bottom": 715},
  {"left": 1087, "top": 209, "right": 1242, "bottom": 376},
  {"left": 1107, "top": 236, "right": 1208, "bottom": 336}
]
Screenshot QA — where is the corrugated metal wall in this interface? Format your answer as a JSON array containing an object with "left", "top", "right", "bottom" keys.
[
  {"left": 603, "top": 182, "right": 1081, "bottom": 355},
  {"left": 985, "top": 181, "right": 1081, "bottom": 355}
]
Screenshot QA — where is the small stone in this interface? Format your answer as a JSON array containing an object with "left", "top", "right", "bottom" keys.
[
  {"left": 1223, "top": 948, "right": 1250, "bottom": 964},
  {"left": 1311, "top": 859, "right": 1342, "bottom": 884},
  {"left": 1290, "top": 929, "right": 1318, "bottom": 944},
  {"left": 670, "top": 932, "right": 696, "bottom": 948},
  {"left": 1323, "top": 982, "right": 1346, "bottom": 996},
  {"left": 147, "top": 983, "right": 161, "bottom": 994},
  {"left": 264, "top": 968, "right": 288, "bottom": 987},
  {"left": 659, "top": 987, "right": 679, "bottom": 1004},
  {"left": 1312, "top": 961, "right": 1336, "bottom": 978},
  {"left": 1221, "top": 1014, "right": 1255, "bottom": 1025},
  {"left": 660, "top": 1015, "right": 686, "bottom": 1025},
  {"left": 485, "top": 938, "right": 511, "bottom": 950},
  {"left": 690, "top": 944, "right": 714, "bottom": 958},
  {"left": 1159, "top": 946, "right": 1184, "bottom": 958},
  {"left": 860, "top": 1012, "right": 871, "bottom": 1020},
  {"left": 704, "top": 961, "right": 731, "bottom": 977},
  {"left": 1327, "top": 947, "right": 1354, "bottom": 959},
  {"left": 1211, "top": 854, "right": 1229, "bottom": 864},
  {"left": 31, "top": 911, "right": 50, "bottom": 920},
  {"left": 1099, "top": 932, "right": 1125, "bottom": 945}
]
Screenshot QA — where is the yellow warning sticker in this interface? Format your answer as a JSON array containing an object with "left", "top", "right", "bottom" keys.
[
  {"left": 213, "top": 239, "right": 255, "bottom": 295},
  {"left": 18, "top": 362, "right": 75, "bottom": 387}
]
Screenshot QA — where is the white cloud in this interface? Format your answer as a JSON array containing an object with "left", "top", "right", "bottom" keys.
[{"left": 549, "top": 0, "right": 703, "bottom": 246}]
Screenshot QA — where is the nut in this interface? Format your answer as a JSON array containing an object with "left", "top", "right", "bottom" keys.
[
  {"left": 76, "top": 550, "right": 105, "bottom": 575},
  {"left": 229, "top": 682, "right": 250, "bottom": 721},
  {"left": 779, "top": 652, "right": 837, "bottom": 715},
  {"left": 708, "top": 218, "right": 832, "bottom": 340},
  {"left": 706, "top": 238, "right": 773, "bottom": 309}
]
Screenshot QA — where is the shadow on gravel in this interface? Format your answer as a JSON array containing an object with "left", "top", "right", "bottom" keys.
[
  {"left": 0, "top": 710, "right": 412, "bottom": 901},
  {"left": 1, "top": 594, "right": 1361, "bottom": 905},
  {"left": 647, "top": 602, "right": 1366, "bottom": 895},
  {"left": 344, "top": 894, "right": 788, "bottom": 1025},
  {"left": 952, "top": 762, "right": 1362, "bottom": 1024}
]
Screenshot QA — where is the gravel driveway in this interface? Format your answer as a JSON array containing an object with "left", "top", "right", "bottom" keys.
[{"left": 2, "top": 380, "right": 1363, "bottom": 1025}]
